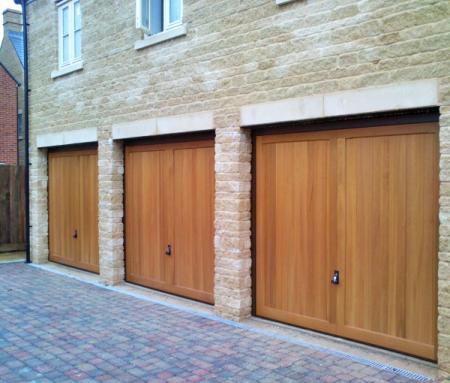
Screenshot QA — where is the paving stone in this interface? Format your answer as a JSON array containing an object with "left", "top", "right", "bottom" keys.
[{"left": 0, "top": 264, "right": 441, "bottom": 382}]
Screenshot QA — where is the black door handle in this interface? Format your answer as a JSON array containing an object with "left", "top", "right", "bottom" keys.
[
  {"left": 331, "top": 270, "right": 339, "bottom": 285},
  {"left": 165, "top": 244, "right": 171, "bottom": 256},
  {"left": 72, "top": 230, "right": 78, "bottom": 239}
]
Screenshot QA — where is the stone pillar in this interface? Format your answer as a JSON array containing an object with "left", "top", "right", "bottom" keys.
[
  {"left": 438, "top": 104, "right": 450, "bottom": 373},
  {"left": 214, "top": 114, "right": 253, "bottom": 320},
  {"left": 29, "top": 144, "right": 48, "bottom": 263},
  {"left": 98, "top": 134, "right": 125, "bottom": 285}
]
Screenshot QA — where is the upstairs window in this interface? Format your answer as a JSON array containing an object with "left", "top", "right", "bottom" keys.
[
  {"left": 17, "top": 113, "right": 22, "bottom": 138},
  {"left": 136, "top": 0, "right": 183, "bottom": 35},
  {"left": 58, "top": 0, "right": 82, "bottom": 67}
]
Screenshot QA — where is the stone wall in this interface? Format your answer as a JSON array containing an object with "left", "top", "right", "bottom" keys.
[{"left": 26, "top": 0, "right": 450, "bottom": 371}]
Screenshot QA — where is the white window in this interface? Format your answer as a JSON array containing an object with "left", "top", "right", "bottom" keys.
[
  {"left": 136, "top": 0, "right": 183, "bottom": 35},
  {"left": 58, "top": 0, "right": 82, "bottom": 67}
]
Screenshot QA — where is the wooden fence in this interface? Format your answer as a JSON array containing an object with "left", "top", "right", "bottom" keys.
[{"left": 0, "top": 165, "right": 25, "bottom": 251}]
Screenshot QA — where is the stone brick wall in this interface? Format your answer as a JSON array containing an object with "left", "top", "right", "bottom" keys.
[
  {"left": 0, "top": 65, "right": 18, "bottom": 165},
  {"left": 214, "top": 114, "right": 252, "bottom": 320},
  {"left": 26, "top": 0, "right": 450, "bottom": 371},
  {"left": 98, "top": 135, "right": 124, "bottom": 285}
]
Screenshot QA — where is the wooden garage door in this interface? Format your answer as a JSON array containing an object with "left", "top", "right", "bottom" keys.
[
  {"left": 125, "top": 139, "right": 215, "bottom": 304},
  {"left": 48, "top": 148, "right": 99, "bottom": 273},
  {"left": 256, "top": 123, "right": 438, "bottom": 360}
]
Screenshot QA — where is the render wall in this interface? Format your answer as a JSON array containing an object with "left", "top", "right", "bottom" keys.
[{"left": 26, "top": 0, "right": 450, "bottom": 371}]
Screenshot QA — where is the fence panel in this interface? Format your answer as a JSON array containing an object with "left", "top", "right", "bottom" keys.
[{"left": 0, "top": 165, "right": 25, "bottom": 251}]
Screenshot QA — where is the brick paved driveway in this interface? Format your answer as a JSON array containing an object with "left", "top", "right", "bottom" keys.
[{"left": 0, "top": 263, "right": 433, "bottom": 383}]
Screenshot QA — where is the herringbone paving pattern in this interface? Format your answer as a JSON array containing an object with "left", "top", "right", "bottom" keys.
[{"left": 0, "top": 264, "right": 434, "bottom": 382}]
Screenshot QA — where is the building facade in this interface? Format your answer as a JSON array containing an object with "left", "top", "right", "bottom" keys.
[{"left": 26, "top": 0, "right": 450, "bottom": 372}]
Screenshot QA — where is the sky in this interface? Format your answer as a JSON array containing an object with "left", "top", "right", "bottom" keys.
[{"left": 0, "top": 0, "right": 22, "bottom": 43}]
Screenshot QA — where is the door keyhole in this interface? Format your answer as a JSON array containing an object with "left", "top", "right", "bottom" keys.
[
  {"left": 165, "top": 244, "right": 172, "bottom": 256},
  {"left": 331, "top": 270, "right": 339, "bottom": 285},
  {"left": 73, "top": 229, "right": 78, "bottom": 239}
]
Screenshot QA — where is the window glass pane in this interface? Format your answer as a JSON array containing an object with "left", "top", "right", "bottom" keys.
[
  {"left": 17, "top": 114, "right": 22, "bottom": 137},
  {"left": 150, "top": 0, "right": 163, "bottom": 34},
  {"left": 169, "top": 0, "right": 181, "bottom": 23},
  {"left": 74, "top": 1, "right": 81, "bottom": 31},
  {"left": 74, "top": 30, "right": 81, "bottom": 59},
  {"left": 141, "top": 0, "right": 150, "bottom": 30},
  {"left": 62, "top": 6, "right": 69, "bottom": 35},
  {"left": 63, "top": 35, "right": 69, "bottom": 62}
]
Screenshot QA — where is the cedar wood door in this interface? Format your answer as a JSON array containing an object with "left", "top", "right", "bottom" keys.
[
  {"left": 48, "top": 148, "right": 99, "bottom": 273},
  {"left": 255, "top": 123, "right": 438, "bottom": 360},
  {"left": 125, "top": 139, "right": 215, "bottom": 304}
]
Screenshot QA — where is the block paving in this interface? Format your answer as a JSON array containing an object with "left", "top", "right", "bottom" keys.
[{"left": 0, "top": 263, "right": 441, "bottom": 382}]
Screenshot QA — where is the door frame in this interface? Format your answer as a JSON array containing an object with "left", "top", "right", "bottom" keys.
[
  {"left": 250, "top": 109, "right": 440, "bottom": 360},
  {"left": 123, "top": 131, "right": 215, "bottom": 303},
  {"left": 47, "top": 143, "right": 99, "bottom": 273}
]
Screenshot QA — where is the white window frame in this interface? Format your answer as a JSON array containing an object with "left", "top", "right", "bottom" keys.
[
  {"left": 57, "top": 0, "right": 82, "bottom": 68},
  {"left": 164, "top": 0, "right": 183, "bottom": 31},
  {"left": 136, "top": 0, "right": 183, "bottom": 36}
]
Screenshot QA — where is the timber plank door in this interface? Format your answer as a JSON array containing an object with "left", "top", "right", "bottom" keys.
[
  {"left": 48, "top": 147, "right": 99, "bottom": 273},
  {"left": 255, "top": 123, "right": 438, "bottom": 360},
  {"left": 125, "top": 138, "right": 215, "bottom": 304}
]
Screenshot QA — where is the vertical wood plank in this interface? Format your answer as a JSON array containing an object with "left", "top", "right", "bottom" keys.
[
  {"left": 173, "top": 145, "right": 215, "bottom": 302},
  {"left": 48, "top": 148, "right": 98, "bottom": 273},
  {"left": 256, "top": 135, "right": 334, "bottom": 331},
  {"left": 0, "top": 166, "right": 11, "bottom": 244},
  {"left": 78, "top": 152, "right": 99, "bottom": 271},
  {"left": 255, "top": 123, "right": 438, "bottom": 360},
  {"left": 341, "top": 129, "right": 437, "bottom": 359},
  {"left": 125, "top": 139, "right": 215, "bottom": 304},
  {"left": 125, "top": 149, "right": 166, "bottom": 285}
]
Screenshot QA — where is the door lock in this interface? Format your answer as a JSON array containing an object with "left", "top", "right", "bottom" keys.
[
  {"left": 165, "top": 244, "right": 172, "bottom": 256},
  {"left": 72, "top": 230, "right": 78, "bottom": 239},
  {"left": 331, "top": 270, "right": 339, "bottom": 285}
]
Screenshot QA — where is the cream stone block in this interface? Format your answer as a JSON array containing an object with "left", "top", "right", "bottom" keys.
[
  {"left": 98, "top": 138, "right": 125, "bottom": 285},
  {"left": 134, "top": 24, "right": 187, "bottom": 51},
  {"left": 240, "top": 95, "right": 323, "bottom": 126},
  {"left": 324, "top": 79, "right": 439, "bottom": 117},
  {"left": 112, "top": 111, "right": 214, "bottom": 140},
  {"left": 241, "top": 80, "right": 439, "bottom": 126},
  {"left": 214, "top": 123, "right": 252, "bottom": 322},
  {"left": 50, "top": 60, "right": 84, "bottom": 79},
  {"left": 36, "top": 128, "right": 97, "bottom": 148},
  {"left": 30, "top": 147, "right": 49, "bottom": 264}
]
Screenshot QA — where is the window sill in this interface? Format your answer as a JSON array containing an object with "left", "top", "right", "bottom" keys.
[
  {"left": 134, "top": 24, "right": 187, "bottom": 51},
  {"left": 51, "top": 60, "right": 84, "bottom": 79},
  {"left": 275, "top": 0, "right": 298, "bottom": 5}
]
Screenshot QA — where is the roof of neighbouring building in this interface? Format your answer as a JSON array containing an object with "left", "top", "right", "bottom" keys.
[
  {"left": 0, "top": 62, "right": 20, "bottom": 84},
  {"left": 7, "top": 30, "right": 24, "bottom": 67}
]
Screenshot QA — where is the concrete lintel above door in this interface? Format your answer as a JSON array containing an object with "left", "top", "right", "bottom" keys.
[
  {"left": 112, "top": 111, "right": 214, "bottom": 140},
  {"left": 36, "top": 128, "right": 98, "bottom": 148},
  {"left": 240, "top": 79, "right": 439, "bottom": 127}
]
